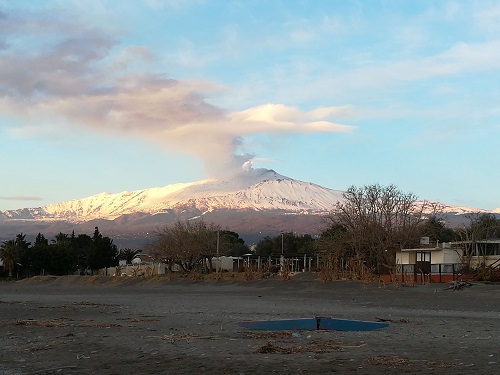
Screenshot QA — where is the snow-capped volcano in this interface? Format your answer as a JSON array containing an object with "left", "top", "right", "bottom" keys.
[
  {"left": 1, "top": 168, "right": 498, "bottom": 245},
  {"left": 1, "top": 169, "right": 345, "bottom": 222}
]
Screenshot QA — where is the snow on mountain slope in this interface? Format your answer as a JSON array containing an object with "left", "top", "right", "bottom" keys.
[
  {"left": 1, "top": 169, "right": 345, "bottom": 222},
  {"left": 432, "top": 204, "right": 489, "bottom": 215},
  {"left": 2, "top": 168, "right": 494, "bottom": 225}
]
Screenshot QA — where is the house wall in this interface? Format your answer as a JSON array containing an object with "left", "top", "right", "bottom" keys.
[
  {"left": 212, "top": 256, "right": 238, "bottom": 271},
  {"left": 430, "top": 249, "right": 462, "bottom": 264},
  {"left": 398, "top": 247, "right": 497, "bottom": 267},
  {"left": 443, "top": 249, "right": 462, "bottom": 264},
  {"left": 397, "top": 247, "right": 465, "bottom": 266},
  {"left": 431, "top": 251, "right": 444, "bottom": 264},
  {"left": 396, "top": 252, "right": 412, "bottom": 265}
]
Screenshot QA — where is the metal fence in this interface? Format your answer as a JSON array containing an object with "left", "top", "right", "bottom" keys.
[
  {"left": 233, "top": 254, "right": 320, "bottom": 272},
  {"left": 396, "top": 263, "right": 464, "bottom": 283}
]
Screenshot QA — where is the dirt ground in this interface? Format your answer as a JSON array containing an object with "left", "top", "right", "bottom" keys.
[{"left": 0, "top": 275, "right": 499, "bottom": 375}]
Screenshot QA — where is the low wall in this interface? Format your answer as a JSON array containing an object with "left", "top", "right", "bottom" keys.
[
  {"left": 379, "top": 273, "right": 457, "bottom": 283},
  {"left": 99, "top": 263, "right": 166, "bottom": 277}
]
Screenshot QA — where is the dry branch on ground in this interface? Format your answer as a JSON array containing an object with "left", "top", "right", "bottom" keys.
[{"left": 254, "top": 340, "right": 366, "bottom": 354}]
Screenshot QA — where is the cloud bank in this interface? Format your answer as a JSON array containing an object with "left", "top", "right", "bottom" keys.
[
  {"left": 0, "top": 196, "right": 44, "bottom": 202},
  {"left": 0, "top": 9, "right": 354, "bottom": 178}
]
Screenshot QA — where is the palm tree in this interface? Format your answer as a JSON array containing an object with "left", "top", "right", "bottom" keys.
[
  {"left": 52, "top": 232, "right": 70, "bottom": 246},
  {"left": 0, "top": 240, "right": 21, "bottom": 277},
  {"left": 118, "top": 248, "right": 141, "bottom": 264}
]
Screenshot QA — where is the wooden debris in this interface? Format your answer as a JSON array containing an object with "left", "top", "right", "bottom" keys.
[
  {"left": 443, "top": 280, "right": 473, "bottom": 291},
  {"left": 254, "top": 340, "right": 366, "bottom": 354},
  {"left": 375, "top": 317, "right": 410, "bottom": 323}
]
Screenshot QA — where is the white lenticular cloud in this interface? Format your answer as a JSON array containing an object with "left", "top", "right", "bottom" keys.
[
  {"left": 230, "top": 104, "right": 354, "bottom": 134},
  {"left": 0, "top": 10, "right": 355, "bottom": 179}
]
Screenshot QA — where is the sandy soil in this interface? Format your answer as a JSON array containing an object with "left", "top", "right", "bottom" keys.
[{"left": 0, "top": 275, "right": 499, "bottom": 375}]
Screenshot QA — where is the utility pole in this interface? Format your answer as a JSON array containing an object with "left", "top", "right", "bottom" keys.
[
  {"left": 280, "top": 233, "right": 284, "bottom": 275},
  {"left": 217, "top": 230, "right": 220, "bottom": 257},
  {"left": 216, "top": 230, "right": 220, "bottom": 272}
]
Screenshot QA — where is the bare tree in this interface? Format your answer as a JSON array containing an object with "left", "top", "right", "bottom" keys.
[
  {"left": 457, "top": 213, "right": 500, "bottom": 268},
  {"left": 320, "top": 184, "right": 438, "bottom": 274},
  {"left": 147, "top": 220, "right": 222, "bottom": 273}
]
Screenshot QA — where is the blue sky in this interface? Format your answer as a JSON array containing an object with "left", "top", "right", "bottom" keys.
[{"left": 1, "top": 0, "right": 499, "bottom": 211}]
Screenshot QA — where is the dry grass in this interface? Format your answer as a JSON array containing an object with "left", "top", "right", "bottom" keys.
[
  {"left": 84, "top": 322, "right": 123, "bottom": 328},
  {"left": 188, "top": 270, "right": 202, "bottom": 281},
  {"left": 244, "top": 265, "right": 255, "bottom": 281},
  {"left": 403, "top": 271, "right": 415, "bottom": 287},
  {"left": 147, "top": 332, "right": 219, "bottom": 343},
  {"left": 255, "top": 342, "right": 306, "bottom": 354},
  {"left": 318, "top": 255, "right": 342, "bottom": 282},
  {"left": 258, "top": 264, "right": 275, "bottom": 280},
  {"left": 318, "top": 255, "right": 336, "bottom": 282},
  {"left": 15, "top": 319, "right": 66, "bottom": 327},
  {"left": 244, "top": 331, "right": 295, "bottom": 339},
  {"left": 318, "top": 256, "right": 379, "bottom": 284},
  {"left": 126, "top": 317, "right": 160, "bottom": 323},
  {"left": 280, "top": 260, "right": 291, "bottom": 281}
]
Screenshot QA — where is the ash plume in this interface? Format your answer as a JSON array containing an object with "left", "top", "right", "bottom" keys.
[{"left": 0, "top": 10, "right": 355, "bottom": 179}]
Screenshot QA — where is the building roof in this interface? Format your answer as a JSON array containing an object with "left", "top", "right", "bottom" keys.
[
  {"left": 400, "top": 247, "right": 441, "bottom": 252},
  {"left": 476, "top": 239, "right": 500, "bottom": 244}
]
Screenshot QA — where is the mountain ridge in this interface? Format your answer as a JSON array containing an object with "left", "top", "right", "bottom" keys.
[
  {"left": 1, "top": 168, "right": 498, "bottom": 246},
  {"left": 0, "top": 169, "right": 345, "bottom": 222}
]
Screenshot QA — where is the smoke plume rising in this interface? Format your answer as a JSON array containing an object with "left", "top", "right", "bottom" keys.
[{"left": 0, "top": 10, "right": 355, "bottom": 179}]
